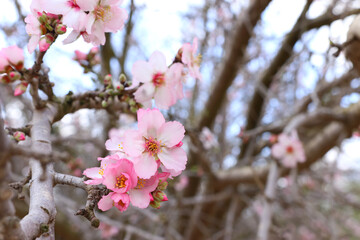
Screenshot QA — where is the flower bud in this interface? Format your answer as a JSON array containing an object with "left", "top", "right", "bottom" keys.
[
  {"left": 119, "top": 73, "right": 126, "bottom": 83},
  {"left": 116, "top": 84, "right": 124, "bottom": 91},
  {"left": 150, "top": 200, "right": 161, "bottom": 209},
  {"left": 8, "top": 71, "right": 21, "bottom": 81},
  {"left": 104, "top": 74, "right": 112, "bottom": 86},
  {"left": 102, "top": 100, "right": 108, "bottom": 108},
  {"left": 13, "top": 131, "right": 26, "bottom": 141},
  {"left": 158, "top": 180, "right": 168, "bottom": 191},
  {"left": 153, "top": 190, "right": 167, "bottom": 202},
  {"left": 55, "top": 24, "right": 67, "bottom": 35},
  {"left": 14, "top": 81, "right": 28, "bottom": 96},
  {"left": 39, "top": 38, "right": 50, "bottom": 52},
  {"left": 0, "top": 75, "right": 10, "bottom": 84}
]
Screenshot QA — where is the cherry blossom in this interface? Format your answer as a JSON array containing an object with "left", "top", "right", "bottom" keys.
[
  {"left": 102, "top": 159, "right": 137, "bottom": 193},
  {"left": 24, "top": 13, "right": 43, "bottom": 53},
  {"left": 181, "top": 37, "right": 202, "bottom": 80},
  {"left": 98, "top": 191, "right": 130, "bottom": 212},
  {"left": 122, "top": 108, "right": 187, "bottom": 179},
  {"left": 132, "top": 51, "right": 184, "bottom": 109},
  {"left": 129, "top": 174, "right": 159, "bottom": 208},
  {"left": 271, "top": 131, "right": 306, "bottom": 168}
]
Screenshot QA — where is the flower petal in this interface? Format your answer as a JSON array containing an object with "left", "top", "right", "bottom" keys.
[
  {"left": 129, "top": 189, "right": 151, "bottom": 208},
  {"left": 149, "top": 51, "right": 167, "bottom": 73},
  {"left": 98, "top": 193, "right": 114, "bottom": 211},
  {"left": 137, "top": 108, "right": 165, "bottom": 138},
  {"left": 158, "top": 147, "right": 187, "bottom": 173},
  {"left": 123, "top": 129, "right": 144, "bottom": 157},
  {"left": 133, "top": 154, "right": 157, "bottom": 179},
  {"left": 132, "top": 60, "right": 153, "bottom": 84},
  {"left": 157, "top": 121, "right": 185, "bottom": 148}
]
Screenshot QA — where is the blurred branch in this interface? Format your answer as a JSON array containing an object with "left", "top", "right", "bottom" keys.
[
  {"left": 218, "top": 99, "right": 360, "bottom": 185},
  {"left": 119, "top": 0, "right": 136, "bottom": 76},
  {"left": 240, "top": 4, "right": 360, "bottom": 159},
  {"left": 198, "top": 0, "right": 273, "bottom": 129}
]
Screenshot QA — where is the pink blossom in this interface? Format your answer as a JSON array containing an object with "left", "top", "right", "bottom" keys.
[
  {"left": 39, "top": 38, "right": 51, "bottom": 52},
  {"left": 83, "top": 154, "right": 119, "bottom": 185},
  {"left": 1, "top": 46, "right": 24, "bottom": 68},
  {"left": 98, "top": 192, "right": 129, "bottom": 212},
  {"left": 0, "top": 53, "right": 9, "bottom": 73},
  {"left": 132, "top": 51, "right": 184, "bottom": 109},
  {"left": 174, "top": 175, "right": 189, "bottom": 191},
  {"left": 129, "top": 175, "right": 159, "bottom": 208},
  {"left": 25, "top": 13, "right": 42, "bottom": 53},
  {"left": 86, "top": 0, "right": 128, "bottom": 45},
  {"left": 271, "top": 131, "right": 306, "bottom": 168},
  {"left": 122, "top": 108, "right": 187, "bottom": 179},
  {"left": 102, "top": 159, "right": 137, "bottom": 193},
  {"left": 199, "top": 127, "right": 218, "bottom": 149},
  {"left": 39, "top": 0, "right": 91, "bottom": 32},
  {"left": 99, "top": 222, "right": 119, "bottom": 239},
  {"left": 181, "top": 38, "right": 202, "bottom": 80}
]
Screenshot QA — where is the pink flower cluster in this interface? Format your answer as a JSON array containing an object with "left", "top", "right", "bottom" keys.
[
  {"left": 131, "top": 38, "right": 202, "bottom": 109},
  {"left": 0, "top": 46, "right": 28, "bottom": 96},
  {"left": 73, "top": 47, "right": 101, "bottom": 73},
  {"left": 26, "top": 0, "right": 127, "bottom": 51},
  {"left": 84, "top": 108, "right": 187, "bottom": 212},
  {"left": 271, "top": 131, "right": 306, "bottom": 168}
]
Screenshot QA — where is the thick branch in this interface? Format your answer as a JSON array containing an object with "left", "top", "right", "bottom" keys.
[{"left": 198, "top": 0, "right": 273, "bottom": 129}]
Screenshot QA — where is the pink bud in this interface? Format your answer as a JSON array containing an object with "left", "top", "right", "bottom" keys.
[
  {"left": 14, "top": 81, "right": 28, "bottom": 96},
  {"left": 90, "top": 47, "right": 99, "bottom": 54},
  {"left": 74, "top": 50, "right": 87, "bottom": 61},
  {"left": 55, "top": 24, "right": 67, "bottom": 35},
  {"left": 0, "top": 75, "right": 10, "bottom": 84},
  {"left": 8, "top": 71, "right": 21, "bottom": 81},
  {"left": 175, "top": 141, "right": 183, "bottom": 147},
  {"left": 13, "top": 131, "right": 26, "bottom": 141},
  {"left": 39, "top": 38, "right": 51, "bottom": 52}
]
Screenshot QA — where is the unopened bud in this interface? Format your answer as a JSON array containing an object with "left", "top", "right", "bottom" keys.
[
  {"left": 101, "top": 100, "right": 108, "bottom": 108},
  {"left": 8, "top": 71, "right": 21, "bottom": 81},
  {"left": 13, "top": 131, "right": 26, "bottom": 141},
  {"left": 158, "top": 181, "right": 168, "bottom": 191},
  {"left": 39, "top": 38, "right": 51, "bottom": 52},
  {"left": 45, "top": 33, "right": 55, "bottom": 43},
  {"left": 150, "top": 200, "right": 161, "bottom": 209},
  {"left": 128, "top": 99, "right": 136, "bottom": 106},
  {"left": 55, "top": 24, "right": 67, "bottom": 35},
  {"left": 153, "top": 190, "right": 166, "bottom": 202},
  {"left": 119, "top": 73, "right": 126, "bottom": 83},
  {"left": 14, "top": 81, "right": 28, "bottom": 96},
  {"left": 104, "top": 74, "right": 112, "bottom": 86},
  {"left": 130, "top": 106, "right": 137, "bottom": 113},
  {"left": 116, "top": 84, "right": 124, "bottom": 91},
  {"left": 0, "top": 75, "right": 11, "bottom": 84}
]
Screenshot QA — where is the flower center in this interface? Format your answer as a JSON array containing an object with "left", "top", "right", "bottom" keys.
[
  {"left": 286, "top": 146, "right": 294, "bottom": 154},
  {"left": 67, "top": 0, "right": 80, "bottom": 10},
  {"left": 152, "top": 72, "right": 165, "bottom": 87},
  {"left": 135, "top": 177, "right": 146, "bottom": 189},
  {"left": 118, "top": 200, "right": 126, "bottom": 208},
  {"left": 115, "top": 175, "right": 127, "bottom": 188},
  {"left": 145, "top": 137, "right": 161, "bottom": 155},
  {"left": 94, "top": 5, "right": 111, "bottom": 22},
  {"left": 98, "top": 168, "right": 104, "bottom": 175},
  {"left": 193, "top": 54, "right": 202, "bottom": 66}
]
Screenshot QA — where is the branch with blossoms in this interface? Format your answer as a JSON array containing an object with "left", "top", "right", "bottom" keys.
[{"left": 0, "top": 0, "right": 205, "bottom": 238}]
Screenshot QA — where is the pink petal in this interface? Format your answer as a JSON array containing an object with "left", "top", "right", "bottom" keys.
[
  {"left": 157, "top": 121, "right": 185, "bottom": 148},
  {"left": 103, "top": 7, "right": 128, "bottom": 32},
  {"left": 133, "top": 154, "right": 157, "bottom": 179},
  {"left": 134, "top": 83, "right": 155, "bottom": 104},
  {"left": 129, "top": 189, "right": 151, "bottom": 208},
  {"left": 271, "top": 143, "right": 285, "bottom": 159},
  {"left": 149, "top": 51, "right": 167, "bottom": 73},
  {"left": 84, "top": 178, "right": 103, "bottom": 185},
  {"left": 98, "top": 193, "right": 114, "bottom": 211},
  {"left": 158, "top": 147, "right": 187, "bottom": 173},
  {"left": 83, "top": 167, "right": 102, "bottom": 179},
  {"left": 123, "top": 129, "right": 144, "bottom": 157},
  {"left": 137, "top": 108, "right": 165, "bottom": 138},
  {"left": 154, "top": 85, "right": 175, "bottom": 109},
  {"left": 63, "top": 30, "right": 80, "bottom": 44},
  {"left": 77, "top": 0, "right": 98, "bottom": 11},
  {"left": 132, "top": 60, "right": 153, "bottom": 84}
]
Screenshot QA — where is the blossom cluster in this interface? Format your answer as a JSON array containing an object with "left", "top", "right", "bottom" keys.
[
  {"left": 26, "top": 0, "right": 128, "bottom": 52},
  {"left": 84, "top": 108, "right": 187, "bottom": 211},
  {"left": 131, "top": 38, "right": 202, "bottom": 109},
  {"left": 73, "top": 47, "right": 101, "bottom": 73},
  {"left": 271, "top": 131, "right": 306, "bottom": 168},
  {"left": 0, "top": 46, "right": 28, "bottom": 96}
]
